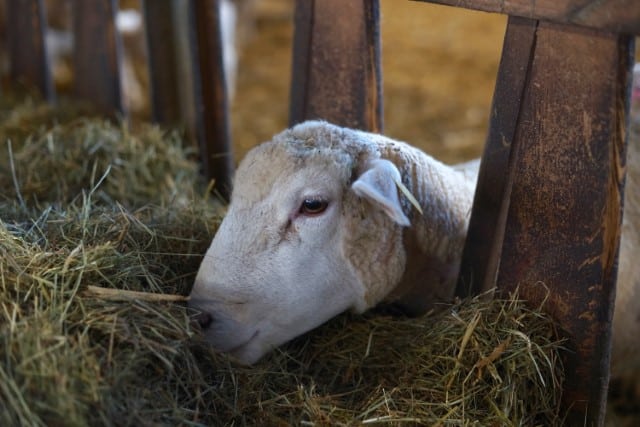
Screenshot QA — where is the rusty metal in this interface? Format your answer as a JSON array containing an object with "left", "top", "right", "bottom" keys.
[
  {"left": 414, "top": 0, "right": 640, "bottom": 35},
  {"left": 459, "top": 16, "right": 634, "bottom": 425},
  {"left": 289, "top": 0, "right": 382, "bottom": 132},
  {"left": 143, "top": 0, "right": 182, "bottom": 125},
  {"left": 72, "top": 0, "right": 125, "bottom": 116},
  {"left": 190, "top": 0, "right": 233, "bottom": 200},
  {"left": 6, "top": 0, "right": 54, "bottom": 100}
]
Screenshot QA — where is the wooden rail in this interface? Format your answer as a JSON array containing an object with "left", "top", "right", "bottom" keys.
[{"left": 415, "top": 0, "right": 640, "bottom": 34}]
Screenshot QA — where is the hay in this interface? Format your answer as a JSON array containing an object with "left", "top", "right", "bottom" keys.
[
  {"left": 0, "top": 96, "right": 200, "bottom": 210},
  {"left": 0, "top": 94, "right": 565, "bottom": 426},
  {"left": 213, "top": 294, "right": 565, "bottom": 426}
]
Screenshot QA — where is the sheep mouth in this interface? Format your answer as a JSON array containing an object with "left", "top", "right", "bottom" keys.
[
  {"left": 226, "top": 329, "right": 259, "bottom": 351},
  {"left": 225, "top": 330, "right": 263, "bottom": 364}
]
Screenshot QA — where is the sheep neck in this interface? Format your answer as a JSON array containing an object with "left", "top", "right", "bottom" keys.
[{"left": 378, "top": 142, "right": 476, "bottom": 313}]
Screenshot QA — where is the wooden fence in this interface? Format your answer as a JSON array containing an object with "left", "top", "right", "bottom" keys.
[{"left": 4, "top": 0, "right": 639, "bottom": 425}]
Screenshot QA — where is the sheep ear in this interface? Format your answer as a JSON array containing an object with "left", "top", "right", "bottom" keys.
[{"left": 351, "top": 159, "right": 411, "bottom": 226}]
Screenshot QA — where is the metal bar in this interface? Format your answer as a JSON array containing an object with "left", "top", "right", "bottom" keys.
[
  {"left": 72, "top": 0, "right": 125, "bottom": 116},
  {"left": 143, "top": 0, "right": 182, "bottom": 125},
  {"left": 289, "top": 0, "right": 383, "bottom": 132},
  {"left": 6, "top": 0, "right": 54, "bottom": 100},
  {"left": 190, "top": 0, "right": 233, "bottom": 200}
]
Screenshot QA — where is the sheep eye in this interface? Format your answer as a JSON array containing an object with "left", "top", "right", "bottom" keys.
[{"left": 300, "top": 198, "right": 328, "bottom": 215}]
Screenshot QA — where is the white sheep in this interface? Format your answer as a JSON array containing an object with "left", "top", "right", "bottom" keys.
[{"left": 189, "top": 120, "right": 640, "bottom": 384}]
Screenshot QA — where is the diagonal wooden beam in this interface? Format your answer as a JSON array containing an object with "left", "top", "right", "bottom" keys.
[
  {"left": 460, "top": 16, "right": 634, "bottom": 424},
  {"left": 456, "top": 16, "right": 538, "bottom": 297}
]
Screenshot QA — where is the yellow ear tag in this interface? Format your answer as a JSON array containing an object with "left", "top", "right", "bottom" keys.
[{"left": 392, "top": 176, "right": 423, "bottom": 216}]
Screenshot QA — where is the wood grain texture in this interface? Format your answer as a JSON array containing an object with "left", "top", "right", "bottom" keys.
[
  {"left": 456, "top": 16, "right": 537, "bottom": 297},
  {"left": 414, "top": 0, "right": 640, "bottom": 35},
  {"left": 289, "top": 0, "right": 383, "bottom": 132},
  {"left": 461, "top": 17, "right": 634, "bottom": 424},
  {"left": 6, "top": 0, "right": 53, "bottom": 100}
]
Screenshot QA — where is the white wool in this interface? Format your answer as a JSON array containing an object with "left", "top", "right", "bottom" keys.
[{"left": 189, "top": 121, "right": 475, "bottom": 363}]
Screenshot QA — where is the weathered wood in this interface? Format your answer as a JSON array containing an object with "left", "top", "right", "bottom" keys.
[
  {"left": 6, "top": 0, "right": 54, "bottom": 100},
  {"left": 72, "top": 0, "right": 125, "bottom": 116},
  {"left": 461, "top": 18, "right": 633, "bottom": 424},
  {"left": 190, "top": 0, "right": 233, "bottom": 199},
  {"left": 143, "top": 0, "right": 182, "bottom": 124},
  {"left": 289, "top": 0, "right": 383, "bottom": 131},
  {"left": 414, "top": 0, "right": 640, "bottom": 35},
  {"left": 456, "top": 16, "right": 537, "bottom": 297}
]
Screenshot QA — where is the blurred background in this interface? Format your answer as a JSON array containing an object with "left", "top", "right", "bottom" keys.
[
  {"left": 229, "top": 0, "right": 505, "bottom": 164},
  {"left": 1, "top": 0, "right": 638, "bottom": 165}
]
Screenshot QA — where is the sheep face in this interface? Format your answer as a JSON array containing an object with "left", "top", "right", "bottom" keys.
[{"left": 189, "top": 121, "right": 410, "bottom": 364}]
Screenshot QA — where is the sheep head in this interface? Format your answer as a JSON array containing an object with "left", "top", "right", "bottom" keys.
[{"left": 189, "top": 121, "right": 427, "bottom": 364}]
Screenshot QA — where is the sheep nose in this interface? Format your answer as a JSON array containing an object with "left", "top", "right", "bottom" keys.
[{"left": 195, "top": 311, "right": 213, "bottom": 329}]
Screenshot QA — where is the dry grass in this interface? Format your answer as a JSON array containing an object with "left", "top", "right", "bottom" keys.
[
  {"left": 212, "top": 294, "right": 565, "bottom": 426},
  {"left": 0, "top": 94, "right": 565, "bottom": 426}
]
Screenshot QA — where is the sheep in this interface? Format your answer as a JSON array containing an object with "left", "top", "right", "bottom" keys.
[
  {"left": 189, "top": 120, "right": 474, "bottom": 363},
  {"left": 189, "top": 120, "right": 640, "bottom": 381}
]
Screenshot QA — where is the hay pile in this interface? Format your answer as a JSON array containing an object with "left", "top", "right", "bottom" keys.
[{"left": 0, "top": 95, "right": 565, "bottom": 426}]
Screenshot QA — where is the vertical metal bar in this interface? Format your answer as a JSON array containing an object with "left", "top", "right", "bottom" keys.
[
  {"left": 72, "top": 0, "right": 125, "bottom": 116},
  {"left": 190, "top": 0, "right": 233, "bottom": 200},
  {"left": 289, "top": 0, "right": 382, "bottom": 132},
  {"left": 6, "top": 0, "right": 54, "bottom": 100},
  {"left": 143, "top": 0, "right": 182, "bottom": 124}
]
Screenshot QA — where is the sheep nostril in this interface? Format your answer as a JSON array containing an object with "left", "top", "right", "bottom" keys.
[{"left": 195, "top": 312, "right": 213, "bottom": 329}]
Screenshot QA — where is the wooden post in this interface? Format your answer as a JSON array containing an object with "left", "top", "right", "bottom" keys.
[
  {"left": 189, "top": 0, "right": 233, "bottom": 200},
  {"left": 458, "top": 17, "right": 634, "bottom": 425},
  {"left": 289, "top": 0, "right": 382, "bottom": 132},
  {"left": 6, "top": 0, "right": 54, "bottom": 100},
  {"left": 72, "top": 0, "right": 125, "bottom": 116},
  {"left": 456, "top": 17, "right": 537, "bottom": 296}
]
